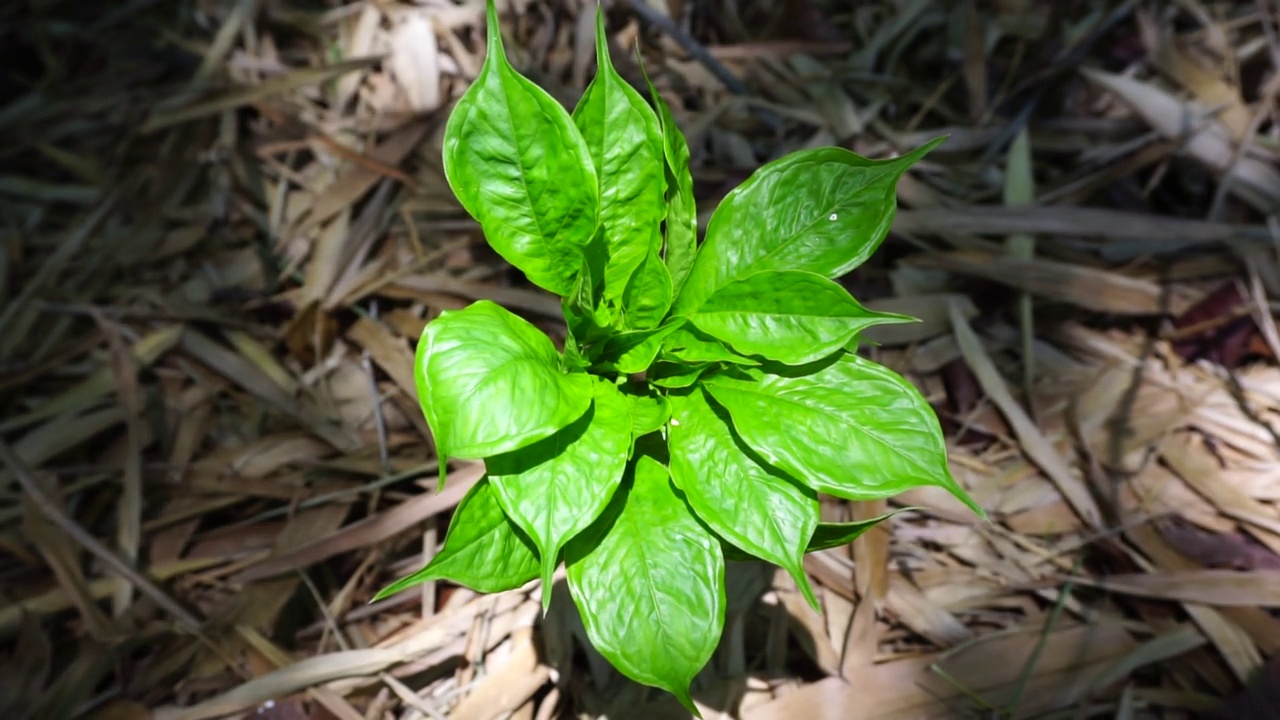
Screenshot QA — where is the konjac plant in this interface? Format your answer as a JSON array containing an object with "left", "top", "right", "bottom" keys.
[{"left": 376, "top": 0, "right": 985, "bottom": 711}]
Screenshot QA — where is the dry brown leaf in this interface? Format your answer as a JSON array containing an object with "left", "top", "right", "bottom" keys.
[
  {"left": 346, "top": 318, "right": 416, "bottom": 398},
  {"left": 235, "top": 462, "right": 483, "bottom": 582},
  {"left": 300, "top": 119, "right": 432, "bottom": 232},
  {"left": 1078, "top": 569, "right": 1280, "bottom": 607},
  {"left": 885, "top": 574, "right": 973, "bottom": 648},
  {"left": 1137, "top": 12, "right": 1252, "bottom": 141},
  {"left": 949, "top": 301, "right": 1103, "bottom": 528},
  {"left": 911, "top": 250, "right": 1188, "bottom": 315},
  {"left": 893, "top": 205, "right": 1249, "bottom": 248},
  {"left": 388, "top": 12, "right": 442, "bottom": 114},
  {"left": 1082, "top": 69, "right": 1280, "bottom": 212},
  {"left": 180, "top": 330, "right": 357, "bottom": 451},
  {"left": 747, "top": 622, "right": 1136, "bottom": 720},
  {"left": 449, "top": 637, "right": 549, "bottom": 720}
]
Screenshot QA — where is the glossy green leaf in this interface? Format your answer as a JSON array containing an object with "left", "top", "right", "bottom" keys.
[
  {"left": 572, "top": 7, "right": 666, "bottom": 301},
  {"left": 650, "top": 361, "right": 713, "bottom": 389},
  {"left": 597, "top": 320, "right": 684, "bottom": 375},
  {"left": 688, "top": 270, "right": 913, "bottom": 365},
  {"left": 668, "top": 388, "right": 819, "bottom": 608},
  {"left": 487, "top": 379, "right": 631, "bottom": 602},
  {"left": 624, "top": 387, "right": 671, "bottom": 441},
  {"left": 661, "top": 325, "right": 757, "bottom": 366},
  {"left": 622, "top": 242, "right": 674, "bottom": 329},
  {"left": 566, "top": 455, "right": 725, "bottom": 712},
  {"left": 673, "top": 138, "right": 943, "bottom": 314},
  {"left": 372, "top": 477, "right": 539, "bottom": 600},
  {"left": 416, "top": 300, "right": 592, "bottom": 459},
  {"left": 441, "top": 0, "right": 598, "bottom": 296},
  {"left": 807, "top": 509, "right": 912, "bottom": 552},
  {"left": 704, "top": 354, "right": 983, "bottom": 516},
  {"left": 639, "top": 57, "right": 697, "bottom": 297}
]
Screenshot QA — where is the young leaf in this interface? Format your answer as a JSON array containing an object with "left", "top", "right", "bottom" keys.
[
  {"left": 572, "top": 7, "right": 666, "bottom": 301},
  {"left": 562, "top": 228, "right": 614, "bottom": 355},
  {"left": 807, "top": 509, "right": 912, "bottom": 553},
  {"left": 441, "top": 0, "right": 598, "bottom": 297},
  {"left": 623, "top": 387, "right": 671, "bottom": 441},
  {"left": 416, "top": 300, "right": 592, "bottom": 459},
  {"left": 621, "top": 244, "right": 674, "bottom": 329},
  {"left": 372, "top": 477, "right": 539, "bottom": 599},
  {"left": 661, "top": 325, "right": 758, "bottom": 366},
  {"left": 566, "top": 455, "right": 725, "bottom": 713},
  {"left": 596, "top": 320, "right": 684, "bottom": 375},
  {"left": 650, "top": 361, "right": 713, "bottom": 389},
  {"left": 487, "top": 379, "right": 631, "bottom": 603},
  {"left": 639, "top": 56, "right": 697, "bottom": 297},
  {"left": 687, "top": 270, "right": 913, "bottom": 365},
  {"left": 703, "top": 354, "right": 984, "bottom": 517},
  {"left": 561, "top": 339, "right": 591, "bottom": 372},
  {"left": 667, "top": 388, "right": 820, "bottom": 608},
  {"left": 673, "top": 138, "right": 943, "bottom": 314}
]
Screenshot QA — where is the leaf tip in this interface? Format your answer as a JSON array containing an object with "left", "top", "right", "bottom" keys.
[
  {"left": 916, "top": 134, "right": 948, "bottom": 156},
  {"left": 792, "top": 567, "right": 822, "bottom": 614},
  {"left": 484, "top": 0, "right": 504, "bottom": 60},
  {"left": 670, "top": 685, "right": 702, "bottom": 718},
  {"left": 593, "top": 2, "right": 610, "bottom": 71},
  {"left": 437, "top": 460, "right": 450, "bottom": 491},
  {"left": 889, "top": 134, "right": 947, "bottom": 175},
  {"left": 369, "top": 569, "right": 432, "bottom": 604},
  {"left": 540, "top": 556, "right": 559, "bottom": 614},
  {"left": 946, "top": 482, "right": 988, "bottom": 522}
]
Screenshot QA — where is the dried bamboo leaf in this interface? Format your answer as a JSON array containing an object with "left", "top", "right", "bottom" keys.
[
  {"left": 179, "top": 330, "right": 357, "bottom": 451},
  {"left": 0, "top": 325, "right": 183, "bottom": 433},
  {"left": 1082, "top": 69, "right": 1280, "bottom": 212},
  {"left": 388, "top": 12, "right": 443, "bottom": 113},
  {"left": 301, "top": 120, "right": 431, "bottom": 231},
  {"left": 346, "top": 317, "right": 416, "bottom": 397},
  {"left": 1078, "top": 570, "right": 1280, "bottom": 607},
  {"left": 949, "top": 301, "right": 1103, "bottom": 527},
  {"left": 893, "top": 205, "right": 1255, "bottom": 250},
  {"left": 913, "top": 250, "right": 1188, "bottom": 315},
  {"left": 141, "top": 58, "right": 382, "bottom": 133},
  {"left": 746, "top": 622, "right": 1136, "bottom": 720},
  {"left": 886, "top": 574, "right": 974, "bottom": 648},
  {"left": 235, "top": 462, "right": 483, "bottom": 582},
  {"left": 1086, "top": 625, "right": 1208, "bottom": 692},
  {"left": 449, "top": 637, "right": 549, "bottom": 720}
]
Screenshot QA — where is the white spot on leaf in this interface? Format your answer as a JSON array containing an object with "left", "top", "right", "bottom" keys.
[
  {"left": 829, "top": 213, "right": 838, "bottom": 221},
  {"left": 670, "top": 418, "right": 680, "bottom": 427}
]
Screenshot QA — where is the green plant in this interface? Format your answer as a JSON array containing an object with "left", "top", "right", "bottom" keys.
[{"left": 375, "top": 0, "right": 984, "bottom": 711}]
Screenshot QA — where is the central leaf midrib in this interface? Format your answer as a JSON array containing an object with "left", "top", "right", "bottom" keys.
[
  {"left": 740, "top": 163, "right": 880, "bottom": 277},
  {"left": 694, "top": 308, "right": 854, "bottom": 321},
  {"left": 619, "top": 499, "right": 691, "bottom": 678},
  {"left": 497, "top": 72, "right": 583, "bottom": 280}
]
